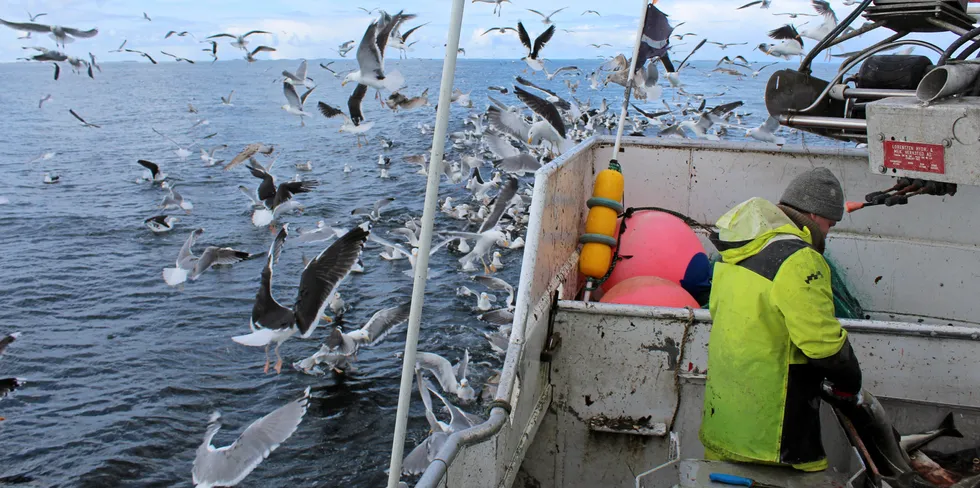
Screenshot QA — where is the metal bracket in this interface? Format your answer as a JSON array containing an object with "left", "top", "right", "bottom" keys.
[{"left": 541, "top": 290, "right": 562, "bottom": 362}]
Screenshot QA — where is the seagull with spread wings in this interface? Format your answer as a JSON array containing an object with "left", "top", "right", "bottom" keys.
[
  {"left": 191, "top": 388, "right": 309, "bottom": 487},
  {"left": 516, "top": 22, "right": 555, "bottom": 72},
  {"left": 280, "top": 82, "right": 316, "bottom": 126},
  {"left": 342, "top": 11, "right": 414, "bottom": 93},
  {"left": 527, "top": 7, "right": 567, "bottom": 25},
  {"left": 206, "top": 30, "right": 270, "bottom": 50},
  {"left": 759, "top": 24, "right": 804, "bottom": 59},
  {"left": 162, "top": 228, "right": 257, "bottom": 287},
  {"left": 318, "top": 101, "right": 375, "bottom": 147},
  {"left": 69, "top": 109, "right": 100, "bottom": 128},
  {"left": 0, "top": 18, "right": 98, "bottom": 48},
  {"left": 293, "top": 303, "right": 412, "bottom": 374},
  {"left": 232, "top": 225, "right": 369, "bottom": 374}
]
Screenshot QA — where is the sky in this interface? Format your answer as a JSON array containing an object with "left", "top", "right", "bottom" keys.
[{"left": 0, "top": 0, "right": 960, "bottom": 64}]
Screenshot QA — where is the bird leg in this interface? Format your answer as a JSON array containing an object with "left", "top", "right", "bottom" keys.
[
  {"left": 482, "top": 256, "right": 491, "bottom": 275},
  {"left": 274, "top": 342, "right": 283, "bottom": 374},
  {"left": 263, "top": 344, "right": 271, "bottom": 374}
]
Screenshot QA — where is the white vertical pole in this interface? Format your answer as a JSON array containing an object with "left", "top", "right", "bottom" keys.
[
  {"left": 613, "top": 0, "right": 653, "bottom": 156},
  {"left": 385, "top": 0, "right": 466, "bottom": 486}
]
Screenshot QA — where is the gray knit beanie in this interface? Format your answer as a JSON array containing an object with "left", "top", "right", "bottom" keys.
[{"left": 779, "top": 167, "right": 844, "bottom": 222}]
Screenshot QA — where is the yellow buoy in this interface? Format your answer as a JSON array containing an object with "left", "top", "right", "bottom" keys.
[{"left": 579, "top": 164, "right": 625, "bottom": 279}]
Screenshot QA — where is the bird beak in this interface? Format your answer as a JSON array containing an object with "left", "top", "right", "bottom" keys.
[
  {"left": 341, "top": 80, "right": 348, "bottom": 87},
  {"left": 526, "top": 137, "right": 533, "bottom": 144}
]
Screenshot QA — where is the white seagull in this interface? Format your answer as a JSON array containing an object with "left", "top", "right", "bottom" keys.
[
  {"left": 516, "top": 22, "right": 555, "bottom": 72},
  {"left": 416, "top": 350, "right": 477, "bottom": 403},
  {"left": 162, "top": 228, "right": 256, "bottom": 286},
  {"left": 191, "top": 387, "right": 310, "bottom": 488}
]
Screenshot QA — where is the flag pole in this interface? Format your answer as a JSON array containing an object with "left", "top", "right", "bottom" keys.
[{"left": 612, "top": 0, "right": 653, "bottom": 158}]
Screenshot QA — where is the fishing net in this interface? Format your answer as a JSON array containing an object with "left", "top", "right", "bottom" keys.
[{"left": 825, "top": 254, "right": 865, "bottom": 320}]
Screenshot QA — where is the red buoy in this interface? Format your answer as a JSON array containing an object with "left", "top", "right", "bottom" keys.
[
  {"left": 600, "top": 276, "right": 700, "bottom": 308},
  {"left": 602, "top": 210, "right": 707, "bottom": 292}
]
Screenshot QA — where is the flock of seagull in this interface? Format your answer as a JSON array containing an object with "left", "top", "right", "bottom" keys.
[{"left": 0, "top": 1, "right": 875, "bottom": 485}]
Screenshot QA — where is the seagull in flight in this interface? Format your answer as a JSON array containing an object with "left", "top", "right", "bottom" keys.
[
  {"left": 472, "top": 0, "right": 512, "bottom": 16},
  {"left": 161, "top": 51, "right": 195, "bottom": 64},
  {"left": 244, "top": 46, "right": 275, "bottom": 63},
  {"left": 143, "top": 12, "right": 151, "bottom": 21},
  {"left": 582, "top": 10, "right": 600, "bottom": 16},
  {"left": 0, "top": 18, "right": 98, "bottom": 48},
  {"left": 737, "top": 0, "right": 772, "bottom": 9},
  {"left": 516, "top": 22, "right": 555, "bottom": 72},
  {"left": 191, "top": 388, "right": 310, "bottom": 488},
  {"left": 527, "top": 7, "right": 567, "bottom": 25},
  {"left": 207, "top": 30, "right": 270, "bottom": 50},
  {"left": 231, "top": 225, "right": 370, "bottom": 374},
  {"left": 482, "top": 26, "right": 517, "bottom": 36},
  {"left": 280, "top": 82, "right": 316, "bottom": 126},
  {"left": 125, "top": 48, "right": 157, "bottom": 64},
  {"left": 318, "top": 101, "right": 375, "bottom": 147},
  {"left": 162, "top": 228, "right": 257, "bottom": 287}
]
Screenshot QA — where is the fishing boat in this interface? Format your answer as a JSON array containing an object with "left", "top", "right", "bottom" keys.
[{"left": 387, "top": 1, "right": 980, "bottom": 487}]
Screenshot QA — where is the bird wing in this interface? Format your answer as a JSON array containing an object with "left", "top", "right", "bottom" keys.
[
  {"left": 400, "top": 23, "right": 427, "bottom": 43},
  {"left": 243, "top": 30, "right": 272, "bottom": 38},
  {"left": 207, "top": 33, "right": 237, "bottom": 39},
  {"left": 69, "top": 109, "right": 88, "bottom": 125},
  {"left": 317, "top": 101, "right": 345, "bottom": 119},
  {"left": 195, "top": 247, "right": 252, "bottom": 276},
  {"left": 486, "top": 105, "right": 530, "bottom": 141},
  {"left": 424, "top": 378, "right": 475, "bottom": 432},
  {"left": 251, "top": 46, "right": 275, "bottom": 55},
  {"left": 514, "top": 75, "right": 558, "bottom": 98},
  {"left": 191, "top": 388, "right": 310, "bottom": 488},
  {"left": 472, "top": 275, "right": 513, "bottom": 294},
  {"left": 359, "top": 302, "right": 412, "bottom": 346},
  {"left": 479, "top": 175, "right": 518, "bottom": 233},
  {"left": 762, "top": 115, "right": 780, "bottom": 133},
  {"left": 513, "top": 86, "right": 566, "bottom": 139},
  {"left": 282, "top": 82, "right": 301, "bottom": 109},
  {"left": 769, "top": 24, "right": 802, "bottom": 42},
  {"left": 61, "top": 26, "right": 98, "bottom": 38},
  {"left": 416, "top": 352, "right": 460, "bottom": 393},
  {"left": 369, "top": 235, "right": 412, "bottom": 258},
  {"left": 531, "top": 25, "right": 556, "bottom": 59},
  {"left": 299, "top": 86, "right": 315, "bottom": 106},
  {"left": 676, "top": 38, "right": 707, "bottom": 72},
  {"left": 273, "top": 180, "right": 317, "bottom": 208},
  {"left": 455, "top": 349, "right": 470, "bottom": 384},
  {"left": 483, "top": 132, "right": 520, "bottom": 159},
  {"left": 372, "top": 196, "right": 396, "bottom": 213},
  {"left": 177, "top": 228, "right": 203, "bottom": 264},
  {"left": 294, "top": 59, "right": 307, "bottom": 80},
  {"left": 416, "top": 370, "right": 444, "bottom": 433},
  {"left": 348, "top": 84, "right": 368, "bottom": 125},
  {"left": 527, "top": 9, "right": 546, "bottom": 18},
  {"left": 292, "top": 226, "right": 370, "bottom": 337},
  {"left": 252, "top": 226, "right": 290, "bottom": 327},
  {"left": 516, "top": 22, "right": 532, "bottom": 51},
  {"left": 549, "top": 7, "right": 568, "bottom": 17},
  {"left": 356, "top": 22, "right": 384, "bottom": 77},
  {"left": 0, "top": 19, "right": 50, "bottom": 33},
  {"left": 238, "top": 185, "right": 262, "bottom": 206},
  {"left": 494, "top": 154, "right": 540, "bottom": 175},
  {"left": 376, "top": 11, "right": 416, "bottom": 55},
  {"left": 811, "top": 0, "right": 837, "bottom": 21},
  {"left": 225, "top": 143, "right": 262, "bottom": 170},
  {"left": 137, "top": 159, "right": 160, "bottom": 177},
  {"left": 161, "top": 51, "right": 177, "bottom": 59},
  {"left": 0, "top": 332, "right": 20, "bottom": 356},
  {"left": 737, "top": 0, "right": 763, "bottom": 8}
]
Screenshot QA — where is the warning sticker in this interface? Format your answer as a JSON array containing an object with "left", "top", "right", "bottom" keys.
[{"left": 883, "top": 141, "right": 945, "bottom": 174}]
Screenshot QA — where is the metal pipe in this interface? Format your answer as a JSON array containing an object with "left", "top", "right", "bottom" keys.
[
  {"left": 416, "top": 408, "right": 510, "bottom": 487},
  {"left": 778, "top": 114, "right": 869, "bottom": 130},
  {"left": 832, "top": 87, "right": 916, "bottom": 100},
  {"left": 799, "top": 0, "right": 874, "bottom": 73},
  {"left": 927, "top": 17, "right": 972, "bottom": 38},
  {"left": 791, "top": 39, "right": 938, "bottom": 114},
  {"left": 916, "top": 62, "right": 980, "bottom": 102},
  {"left": 613, "top": 0, "right": 651, "bottom": 157},
  {"left": 384, "top": 0, "right": 466, "bottom": 485}
]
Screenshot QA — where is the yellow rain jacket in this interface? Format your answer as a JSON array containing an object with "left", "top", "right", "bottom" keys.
[{"left": 699, "top": 198, "right": 861, "bottom": 471}]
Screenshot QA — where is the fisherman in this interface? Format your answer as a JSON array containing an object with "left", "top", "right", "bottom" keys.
[{"left": 699, "top": 167, "right": 863, "bottom": 472}]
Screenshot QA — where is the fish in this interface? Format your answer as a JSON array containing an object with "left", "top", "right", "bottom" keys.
[
  {"left": 924, "top": 447, "right": 980, "bottom": 478},
  {"left": 910, "top": 450, "right": 961, "bottom": 487},
  {"left": 901, "top": 413, "right": 964, "bottom": 454},
  {"left": 834, "top": 390, "right": 933, "bottom": 487}
]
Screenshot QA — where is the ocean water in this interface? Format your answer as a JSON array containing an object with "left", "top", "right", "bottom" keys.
[{"left": 0, "top": 57, "right": 843, "bottom": 486}]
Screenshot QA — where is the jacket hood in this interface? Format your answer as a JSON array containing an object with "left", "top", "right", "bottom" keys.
[{"left": 710, "top": 197, "right": 812, "bottom": 264}]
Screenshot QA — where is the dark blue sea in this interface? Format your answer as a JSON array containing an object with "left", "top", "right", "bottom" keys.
[{"left": 0, "top": 57, "right": 843, "bottom": 486}]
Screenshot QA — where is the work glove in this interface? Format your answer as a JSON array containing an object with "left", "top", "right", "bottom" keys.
[{"left": 821, "top": 381, "right": 864, "bottom": 408}]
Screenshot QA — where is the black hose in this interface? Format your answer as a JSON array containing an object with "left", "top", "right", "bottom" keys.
[
  {"left": 955, "top": 39, "right": 980, "bottom": 60},
  {"left": 938, "top": 25, "right": 980, "bottom": 65}
]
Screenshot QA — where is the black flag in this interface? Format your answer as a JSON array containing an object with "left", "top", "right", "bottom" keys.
[{"left": 637, "top": 2, "right": 677, "bottom": 72}]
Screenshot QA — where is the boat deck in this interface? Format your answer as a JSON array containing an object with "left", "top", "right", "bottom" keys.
[{"left": 638, "top": 459, "right": 854, "bottom": 488}]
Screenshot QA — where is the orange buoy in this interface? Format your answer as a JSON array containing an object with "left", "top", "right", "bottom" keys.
[
  {"left": 579, "top": 166, "right": 625, "bottom": 280},
  {"left": 602, "top": 210, "right": 707, "bottom": 292},
  {"left": 600, "top": 276, "right": 700, "bottom": 308}
]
